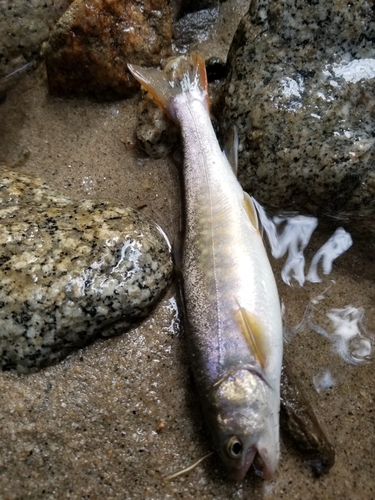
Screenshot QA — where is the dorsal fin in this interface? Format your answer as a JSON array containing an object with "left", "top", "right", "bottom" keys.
[
  {"left": 235, "top": 299, "right": 268, "bottom": 369},
  {"left": 243, "top": 192, "right": 259, "bottom": 231}
]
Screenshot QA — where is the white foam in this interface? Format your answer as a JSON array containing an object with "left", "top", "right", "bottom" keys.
[
  {"left": 313, "top": 370, "right": 336, "bottom": 393},
  {"left": 162, "top": 295, "right": 180, "bottom": 335},
  {"left": 253, "top": 198, "right": 352, "bottom": 286},
  {"left": 327, "top": 306, "right": 372, "bottom": 364},
  {"left": 306, "top": 228, "right": 353, "bottom": 283}
]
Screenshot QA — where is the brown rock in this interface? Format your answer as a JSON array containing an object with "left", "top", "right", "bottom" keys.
[{"left": 42, "top": 0, "right": 172, "bottom": 99}]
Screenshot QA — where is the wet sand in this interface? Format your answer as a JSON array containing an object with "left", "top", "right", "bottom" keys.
[{"left": 0, "top": 10, "right": 375, "bottom": 500}]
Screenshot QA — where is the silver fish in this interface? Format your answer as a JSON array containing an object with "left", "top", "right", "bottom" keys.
[{"left": 128, "top": 54, "right": 283, "bottom": 480}]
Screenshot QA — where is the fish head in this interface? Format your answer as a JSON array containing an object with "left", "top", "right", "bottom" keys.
[{"left": 208, "top": 368, "right": 279, "bottom": 481}]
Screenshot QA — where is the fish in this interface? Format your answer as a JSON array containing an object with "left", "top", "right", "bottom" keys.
[
  {"left": 128, "top": 53, "right": 283, "bottom": 481},
  {"left": 280, "top": 353, "right": 335, "bottom": 476}
]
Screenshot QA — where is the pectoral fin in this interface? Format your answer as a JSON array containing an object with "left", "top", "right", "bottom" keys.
[
  {"left": 243, "top": 192, "right": 259, "bottom": 231},
  {"left": 236, "top": 300, "right": 268, "bottom": 369}
]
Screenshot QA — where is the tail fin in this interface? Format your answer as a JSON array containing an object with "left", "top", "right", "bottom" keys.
[{"left": 128, "top": 53, "right": 209, "bottom": 122}]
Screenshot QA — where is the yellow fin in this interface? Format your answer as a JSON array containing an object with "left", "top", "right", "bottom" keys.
[
  {"left": 236, "top": 300, "right": 268, "bottom": 368},
  {"left": 243, "top": 192, "right": 259, "bottom": 231}
]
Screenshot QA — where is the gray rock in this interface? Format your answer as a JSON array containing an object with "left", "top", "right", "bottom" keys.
[
  {"left": 0, "top": 1, "right": 71, "bottom": 85},
  {"left": 0, "top": 167, "right": 172, "bottom": 372},
  {"left": 173, "top": 8, "right": 220, "bottom": 54},
  {"left": 222, "top": 0, "right": 375, "bottom": 215},
  {"left": 178, "top": 0, "right": 223, "bottom": 17}
]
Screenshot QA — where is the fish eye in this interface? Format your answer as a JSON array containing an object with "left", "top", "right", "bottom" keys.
[{"left": 225, "top": 436, "right": 243, "bottom": 459}]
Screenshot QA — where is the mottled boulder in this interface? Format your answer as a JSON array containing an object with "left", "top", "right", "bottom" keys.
[
  {"left": 42, "top": 0, "right": 172, "bottom": 98},
  {"left": 173, "top": 7, "right": 220, "bottom": 54},
  {"left": 0, "top": 168, "right": 172, "bottom": 372},
  {"left": 222, "top": 0, "right": 375, "bottom": 215},
  {"left": 0, "top": 0, "right": 72, "bottom": 96}
]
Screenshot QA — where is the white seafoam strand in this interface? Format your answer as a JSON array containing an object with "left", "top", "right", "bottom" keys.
[
  {"left": 253, "top": 198, "right": 372, "bottom": 365},
  {"left": 252, "top": 197, "right": 352, "bottom": 286}
]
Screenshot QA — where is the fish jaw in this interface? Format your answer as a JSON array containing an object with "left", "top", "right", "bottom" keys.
[
  {"left": 207, "top": 368, "right": 280, "bottom": 481},
  {"left": 228, "top": 446, "right": 257, "bottom": 481}
]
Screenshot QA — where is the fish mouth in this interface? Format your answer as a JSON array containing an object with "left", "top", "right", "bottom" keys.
[
  {"left": 227, "top": 443, "right": 278, "bottom": 481},
  {"left": 227, "top": 447, "right": 257, "bottom": 481}
]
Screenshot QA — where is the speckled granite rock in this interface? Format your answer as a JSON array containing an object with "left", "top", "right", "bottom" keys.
[
  {"left": 0, "top": 1, "right": 72, "bottom": 86},
  {"left": 222, "top": 0, "right": 375, "bottom": 215},
  {"left": 0, "top": 167, "right": 172, "bottom": 372},
  {"left": 173, "top": 7, "right": 220, "bottom": 54},
  {"left": 42, "top": 0, "right": 172, "bottom": 98}
]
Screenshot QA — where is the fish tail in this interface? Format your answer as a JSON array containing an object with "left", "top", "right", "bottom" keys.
[{"left": 128, "top": 53, "right": 209, "bottom": 122}]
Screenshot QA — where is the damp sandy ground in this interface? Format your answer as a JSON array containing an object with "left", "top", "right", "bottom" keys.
[{"left": 0, "top": 5, "right": 375, "bottom": 500}]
